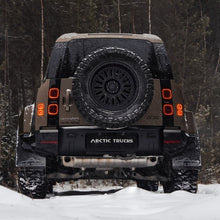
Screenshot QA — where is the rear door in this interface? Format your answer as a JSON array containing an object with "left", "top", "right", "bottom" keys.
[{"left": 59, "top": 78, "right": 89, "bottom": 126}]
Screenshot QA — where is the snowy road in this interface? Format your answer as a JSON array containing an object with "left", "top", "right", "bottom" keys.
[{"left": 0, "top": 184, "right": 220, "bottom": 220}]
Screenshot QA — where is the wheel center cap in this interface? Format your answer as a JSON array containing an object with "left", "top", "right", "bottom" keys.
[{"left": 106, "top": 80, "right": 120, "bottom": 94}]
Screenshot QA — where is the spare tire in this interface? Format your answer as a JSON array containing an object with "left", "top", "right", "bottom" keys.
[{"left": 73, "top": 47, "right": 153, "bottom": 128}]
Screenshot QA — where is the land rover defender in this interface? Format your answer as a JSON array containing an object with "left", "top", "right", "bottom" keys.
[{"left": 17, "top": 33, "right": 201, "bottom": 198}]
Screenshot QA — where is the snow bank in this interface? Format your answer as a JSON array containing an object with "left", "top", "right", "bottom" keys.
[{"left": 0, "top": 184, "right": 219, "bottom": 220}]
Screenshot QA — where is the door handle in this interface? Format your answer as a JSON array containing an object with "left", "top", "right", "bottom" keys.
[{"left": 64, "top": 89, "right": 71, "bottom": 112}]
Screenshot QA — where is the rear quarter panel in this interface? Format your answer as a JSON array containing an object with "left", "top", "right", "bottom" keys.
[{"left": 35, "top": 80, "right": 50, "bottom": 130}]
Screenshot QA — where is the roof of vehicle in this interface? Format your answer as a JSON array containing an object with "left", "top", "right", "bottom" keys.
[{"left": 56, "top": 33, "right": 163, "bottom": 44}]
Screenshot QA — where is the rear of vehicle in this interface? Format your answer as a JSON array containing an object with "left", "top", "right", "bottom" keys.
[{"left": 16, "top": 33, "right": 201, "bottom": 198}]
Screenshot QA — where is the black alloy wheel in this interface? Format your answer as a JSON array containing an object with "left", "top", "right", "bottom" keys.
[{"left": 73, "top": 47, "right": 154, "bottom": 128}]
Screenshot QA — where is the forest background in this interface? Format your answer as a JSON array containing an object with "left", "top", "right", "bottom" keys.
[{"left": 0, "top": 0, "right": 219, "bottom": 188}]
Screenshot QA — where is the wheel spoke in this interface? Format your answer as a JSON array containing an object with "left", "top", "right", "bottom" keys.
[{"left": 91, "top": 63, "right": 138, "bottom": 110}]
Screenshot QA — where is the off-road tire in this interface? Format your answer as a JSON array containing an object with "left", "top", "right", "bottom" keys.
[
  {"left": 73, "top": 47, "right": 153, "bottom": 128},
  {"left": 17, "top": 168, "right": 47, "bottom": 199},
  {"left": 137, "top": 180, "right": 159, "bottom": 192},
  {"left": 162, "top": 170, "right": 198, "bottom": 193}
]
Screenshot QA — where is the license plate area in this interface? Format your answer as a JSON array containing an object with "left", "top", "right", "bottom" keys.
[{"left": 86, "top": 133, "right": 138, "bottom": 154}]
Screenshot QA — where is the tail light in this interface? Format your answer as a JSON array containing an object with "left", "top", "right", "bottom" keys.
[
  {"left": 48, "top": 87, "right": 59, "bottom": 116},
  {"left": 176, "top": 103, "right": 183, "bottom": 116},
  {"left": 37, "top": 103, "right": 45, "bottom": 116},
  {"left": 162, "top": 88, "right": 172, "bottom": 100},
  {"left": 163, "top": 104, "right": 173, "bottom": 116},
  {"left": 48, "top": 104, "right": 59, "bottom": 115},
  {"left": 49, "top": 88, "right": 59, "bottom": 99}
]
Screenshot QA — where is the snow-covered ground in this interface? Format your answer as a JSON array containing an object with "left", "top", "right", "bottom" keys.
[{"left": 0, "top": 184, "right": 220, "bottom": 220}]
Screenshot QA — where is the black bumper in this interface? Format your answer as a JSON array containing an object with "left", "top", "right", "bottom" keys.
[
  {"left": 36, "top": 126, "right": 163, "bottom": 156},
  {"left": 17, "top": 126, "right": 201, "bottom": 170}
]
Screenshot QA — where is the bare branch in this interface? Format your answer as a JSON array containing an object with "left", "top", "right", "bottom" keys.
[
  {"left": 117, "top": 0, "right": 122, "bottom": 33},
  {"left": 40, "top": 0, "right": 44, "bottom": 81},
  {"left": 148, "top": 0, "right": 151, "bottom": 34}
]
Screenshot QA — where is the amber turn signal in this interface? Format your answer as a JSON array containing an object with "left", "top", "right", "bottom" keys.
[
  {"left": 37, "top": 103, "right": 45, "bottom": 116},
  {"left": 176, "top": 103, "right": 183, "bottom": 116}
]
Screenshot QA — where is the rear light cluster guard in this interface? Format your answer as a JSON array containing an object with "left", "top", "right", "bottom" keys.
[
  {"left": 48, "top": 88, "right": 59, "bottom": 115},
  {"left": 37, "top": 88, "right": 60, "bottom": 117},
  {"left": 162, "top": 88, "right": 173, "bottom": 116},
  {"left": 163, "top": 104, "right": 173, "bottom": 116},
  {"left": 162, "top": 88, "right": 172, "bottom": 100},
  {"left": 162, "top": 88, "right": 183, "bottom": 117},
  {"left": 49, "top": 88, "right": 59, "bottom": 99},
  {"left": 48, "top": 104, "right": 59, "bottom": 115}
]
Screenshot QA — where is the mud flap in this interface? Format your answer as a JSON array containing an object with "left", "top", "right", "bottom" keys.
[
  {"left": 35, "top": 130, "right": 58, "bottom": 156},
  {"left": 16, "top": 136, "right": 46, "bottom": 168},
  {"left": 16, "top": 149, "right": 46, "bottom": 168},
  {"left": 172, "top": 135, "right": 201, "bottom": 170},
  {"left": 172, "top": 157, "right": 201, "bottom": 170}
]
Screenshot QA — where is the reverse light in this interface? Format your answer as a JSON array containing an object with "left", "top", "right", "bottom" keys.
[
  {"left": 176, "top": 103, "right": 183, "bottom": 116},
  {"left": 48, "top": 104, "right": 59, "bottom": 115},
  {"left": 49, "top": 88, "right": 59, "bottom": 99},
  {"left": 37, "top": 103, "right": 45, "bottom": 116},
  {"left": 163, "top": 104, "right": 174, "bottom": 116},
  {"left": 162, "top": 88, "right": 172, "bottom": 100}
]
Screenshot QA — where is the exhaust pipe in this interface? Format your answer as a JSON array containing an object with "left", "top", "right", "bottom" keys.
[{"left": 61, "top": 156, "right": 161, "bottom": 168}]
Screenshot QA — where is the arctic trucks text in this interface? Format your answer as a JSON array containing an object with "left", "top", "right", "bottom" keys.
[{"left": 17, "top": 33, "right": 201, "bottom": 198}]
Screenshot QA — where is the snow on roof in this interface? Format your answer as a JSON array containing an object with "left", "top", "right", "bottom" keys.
[{"left": 56, "top": 33, "right": 163, "bottom": 43}]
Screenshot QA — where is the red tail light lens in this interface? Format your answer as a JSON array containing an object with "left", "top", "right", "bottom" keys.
[
  {"left": 49, "top": 88, "right": 59, "bottom": 99},
  {"left": 48, "top": 104, "right": 59, "bottom": 115},
  {"left": 163, "top": 104, "right": 174, "bottom": 116},
  {"left": 176, "top": 103, "right": 183, "bottom": 116},
  {"left": 162, "top": 89, "right": 172, "bottom": 100},
  {"left": 37, "top": 103, "right": 45, "bottom": 116}
]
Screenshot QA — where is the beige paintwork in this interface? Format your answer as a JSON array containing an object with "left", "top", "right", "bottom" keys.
[
  {"left": 33, "top": 78, "right": 188, "bottom": 131},
  {"left": 56, "top": 33, "right": 163, "bottom": 44},
  {"left": 171, "top": 81, "right": 187, "bottom": 131},
  {"left": 59, "top": 78, "right": 90, "bottom": 126},
  {"left": 31, "top": 34, "right": 189, "bottom": 132},
  {"left": 59, "top": 79, "right": 164, "bottom": 127},
  {"left": 35, "top": 79, "right": 50, "bottom": 130},
  {"left": 135, "top": 79, "right": 163, "bottom": 126}
]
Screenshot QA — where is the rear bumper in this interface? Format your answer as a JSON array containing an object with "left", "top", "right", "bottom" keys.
[
  {"left": 61, "top": 126, "right": 163, "bottom": 156},
  {"left": 17, "top": 126, "right": 201, "bottom": 170},
  {"left": 36, "top": 126, "right": 164, "bottom": 156}
]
